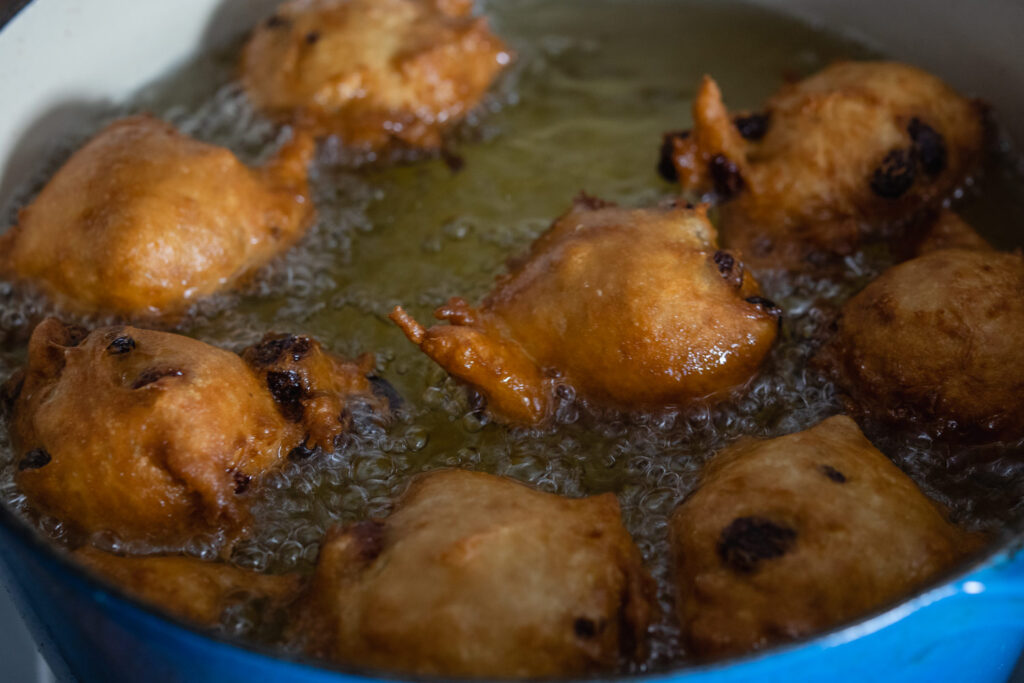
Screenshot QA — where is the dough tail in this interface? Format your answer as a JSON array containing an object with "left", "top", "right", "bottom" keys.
[{"left": 389, "top": 304, "right": 553, "bottom": 424}]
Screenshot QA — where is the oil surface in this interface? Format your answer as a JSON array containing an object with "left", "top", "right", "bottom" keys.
[{"left": 1, "top": 0, "right": 1023, "bottom": 674}]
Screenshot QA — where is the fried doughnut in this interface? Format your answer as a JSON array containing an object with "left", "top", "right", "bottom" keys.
[
  {"left": 818, "top": 246, "right": 1024, "bottom": 439},
  {"left": 0, "top": 115, "right": 314, "bottom": 316},
  {"left": 669, "top": 415, "right": 980, "bottom": 658},
  {"left": 241, "top": 0, "right": 511, "bottom": 150},
  {"left": 74, "top": 547, "right": 300, "bottom": 627},
  {"left": 295, "top": 469, "right": 656, "bottom": 678},
  {"left": 660, "top": 62, "right": 984, "bottom": 270},
  {"left": 390, "top": 196, "right": 780, "bottom": 424},
  {"left": 4, "top": 319, "right": 382, "bottom": 545}
]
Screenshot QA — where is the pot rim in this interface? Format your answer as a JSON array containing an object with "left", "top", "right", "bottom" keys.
[{"left": 0, "top": 0, "right": 30, "bottom": 28}]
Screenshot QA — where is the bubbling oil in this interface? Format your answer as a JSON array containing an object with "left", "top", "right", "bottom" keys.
[{"left": 1, "top": 0, "right": 1023, "bottom": 674}]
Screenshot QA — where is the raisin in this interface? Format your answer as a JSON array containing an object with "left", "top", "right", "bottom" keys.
[
  {"left": 107, "top": 336, "right": 136, "bottom": 355},
  {"left": 870, "top": 148, "right": 916, "bottom": 199},
  {"left": 252, "top": 335, "right": 313, "bottom": 366},
  {"left": 18, "top": 448, "right": 51, "bottom": 471},
  {"left": 713, "top": 250, "right": 735, "bottom": 275},
  {"left": 282, "top": 336, "right": 312, "bottom": 361},
  {"left": 709, "top": 154, "right": 745, "bottom": 199},
  {"left": 266, "top": 370, "right": 307, "bottom": 422},
  {"left": 574, "top": 618, "right": 599, "bottom": 638},
  {"left": 233, "top": 471, "right": 252, "bottom": 495},
  {"left": 908, "top": 118, "right": 947, "bottom": 177},
  {"left": 657, "top": 131, "right": 688, "bottom": 182},
  {"left": 251, "top": 339, "right": 284, "bottom": 366},
  {"left": 713, "top": 250, "right": 745, "bottom": 289},
  {"left": 733, "top": 112, "right": 770, "bottom": 141},
  {"left": 819, "top": 464, "right": 847, "bottom": 483},
  {"left": 717, "top": 516, "right": 797, "bottom": 573},
  {"left": 305, "top": 31, "right": 320, "bottom": 45},
  {"left": 745, "top": 296, "right": 783, "bottom": 329}
]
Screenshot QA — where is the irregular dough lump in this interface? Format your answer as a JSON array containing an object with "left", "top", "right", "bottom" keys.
[
  {"left": 74, "top": 547, "right": 300, "bottom": 627},
  {"left": 0, "top": 115, "right": 314, "bottom": 316},
  {"left": 661, "top": 62, "right": 984, "bottom": 270},
  {"left": 241, "top": 0, "right": 511, "bottom": 150},
  {"left": 4, "top": 319, "right": 382, "bottom": 545},
  {"left": 669, "top": 415, "right": 981, "bottom": 658},
  {"left": 818, "top": 245, "right": 1024, "bottom": 439},
  {"left": 391, "top": 196, "right": 780, "bottom": 424},
  {"left": 295, "top": 469, "right": 657, "bottom": 678}
]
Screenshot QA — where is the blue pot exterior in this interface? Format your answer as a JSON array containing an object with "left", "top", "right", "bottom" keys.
[{"left": 1, "top": 510, "right": 1022, "bottom": 683}]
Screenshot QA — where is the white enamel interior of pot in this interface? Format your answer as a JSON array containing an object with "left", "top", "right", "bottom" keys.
[
  {"left": 0, "top": 0, "right": 275, "bottom": 209},
  {"left": 0, "top": 0, "right": 1022, "bottom": 210}
]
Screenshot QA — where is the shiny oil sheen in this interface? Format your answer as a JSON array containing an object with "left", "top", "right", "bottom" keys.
[{"left": 1, "top": 0, "right": 1023, "bottom": 675}]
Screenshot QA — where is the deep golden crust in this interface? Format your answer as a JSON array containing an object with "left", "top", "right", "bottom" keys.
[
  {"left": 8, "top": 319, "right": 300, "bottom": 544},
  {"left": 241, "top": 0, "right": 510, "bottom": 149},
  {"left": 5, "top": 320, "right": 383, "bottom": 545},
  {"left": 0, "top": 115, "right": 314, "bottom": 316},
  {"left": 391, "top": 198, "right": 779, "bottom": 424},
  {"left": 241, "top": 333, "right": 382, "bottom": 451},
  {"left": 390, "top": 300, "right": 553, "bottom": 424},
  {"left": 74, "top": 547, "right": 301, "bottom": 626},
  {"left": 818, "top": 248, "right": 1024, "bottom": 438},
  {"left": 906, "top": 209, "right": 991, "bottom": 256},
  {"left": 665, "top": 62, "right": 984, "bottom": 270},
  {"left": 669, "top": 416, "right": 980, "bottom": 659},
  {"left": 296, "top": 469, "right": 657, "bottom": 678}
]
